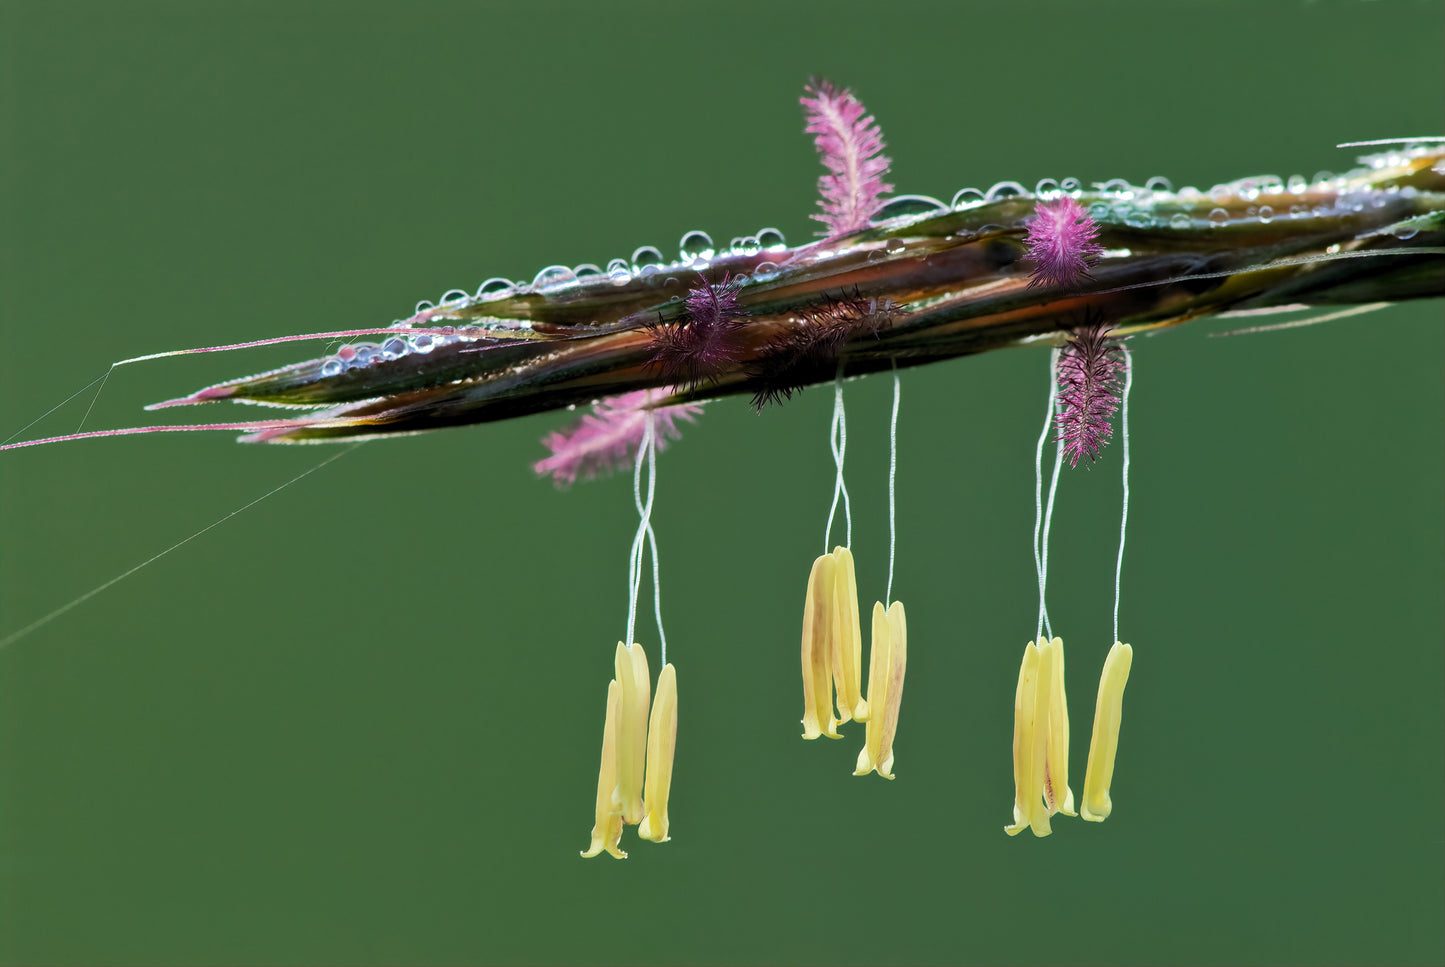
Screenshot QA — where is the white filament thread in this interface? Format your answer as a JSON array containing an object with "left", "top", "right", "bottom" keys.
[
  {"left": 1113, "top": 347, "right": 1133, "bottom": 645},
  {"left": 824, "top": 376, "right": 853, "bottom": 551},
  {"left": 625, "top": 416, "right": 666, "bottom": 663},
  {"left": 886, "top": 365, "right": 900, "bottom": 604},
  {"left": 1034, "top": 347, "right": 1062, "bottom": 642}
]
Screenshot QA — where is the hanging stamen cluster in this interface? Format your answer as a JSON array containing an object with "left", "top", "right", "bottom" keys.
[
  {"left": 582, "top": 419, "right": 680, "bottom": 859},
  {"left": 800, "top": 369, "right": 908, "bottom": 779},
  {"left": 1010, "top": 341, "right": 1135, "bottom": 837}
]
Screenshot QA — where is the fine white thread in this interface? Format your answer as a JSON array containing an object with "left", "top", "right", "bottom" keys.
[
  {"left": 0, "top": 444, "right": 358, "bottom": 650},
  {"left": 625, "top": 417, "right": 665, "bottom": 661},
  {"left": 3, "top": 370, "right": 112, "bottom": 445},
  {"left": 1113, "top": 347, "right": 1134, "bottom": 645},
  {"left": 824, "top": 376, "right": 853, "bottom": 551},
  {"left": 886, "top": 365, "right": 900, "bottom": 604},
  {"left": 1034, "top": 348, "right": 1062, "bottom": 642}
]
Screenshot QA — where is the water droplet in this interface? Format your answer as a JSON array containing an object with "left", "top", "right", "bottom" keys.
[
  {"left": 410, "top": 333, "right": 436, "bottom": 353},
  {"left": 573, "top": 263, "right": 602, "bottom": 278},
  {"left": 337, "top": 345, "right": 357, "bottom": 362},
  {"left": 1208, "top": 207, "right": 1229, "bottom": 225},
  {"left": 631, "top": 245, "right": 665, "bottom": 271},
  {"left": 753, "top": 260, "right": 779, "bottom": 275},
  {"left": 756, "top": 227, "right": 787, "bottom": 250},
  {"left": 352, "top": 344, "right": 377, "bottom": 365},
  {"left": 1209, "top": 184, "right": 1231, "bottom": 204},
  {"left": 874, "top": 194, "right": 949, "bottom": 220},
  {"left": 663, "top": 276, "right": 681, "bottom": 290},
  {"left": 951, "top": 187, "right": 985, "bottom": 209},
  {"left": 321, "top": 358, "right": 343, "bottom": 377},
  {"left": 441, "top": 289, "right": 469, "bottom": 304},
  {"left": 1391, "top": 222, "right": 1420, "bottom": 240},
  {"left": 1034, "top": 177, "right": 1060, "bottom": 196},
  {"left": 1311, "top": 170, "right": 1335, "bottom": 187},
  {"left": 1146, "top": 175, "right": 1173, "bottom": 192},
  {"left": 414, "top": 300, "right": 435, "bottom": 314},
  {"left": 1088, "top": 203, "right": 1110, "bottom": 221},
  {"left": 531, "top": 264, "right": 577, "bottom": 289},
  {"left": 608, "top": 265, "right": 632, "bottom": 285},
  {"left": 606, "top": 258, "right": 629, "bottom": 273},
  {"left": 1177, "top": 186, "right": 1201, "bottom": 200},
  {"left": 381, "top": 336, "right": 407, "bottom": 358},
  {"left": 1060, "top": 177, "right": 1082, "bottom": 192},
  {"left": 985, "top": 181, "right": 1027, "bottom": 202},
  {"left": 883, "top": 237, "right": 908, "bottom": 255},
  {"left": 678, "top": 230, "right": 715, "bottom": 263},
  {"left": 1169, "top": 212, "right": 1192, "bottom": 229},
  {"left": 476, "top": 278, "right": 514, "bottom": 298},
  {"left": 1287, "top": 174, "right": 1307, "bottom": 193},
  {"left": 1099, "top": 178, "right": 1133, "bottom": 196},
  {"left": 1289, "top": 203, "right": 1309, "bottom": 217},
  {"left": 731, "top": 235, "right": 761, "bottom": 255},
  {"left": 1257, "top": 205, "right": 1274, "bottom": 224}
]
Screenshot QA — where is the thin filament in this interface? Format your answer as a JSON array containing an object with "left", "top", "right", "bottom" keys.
[
  {"left": 0, "top": 444, "right": 358, "bottom": 650},
  {"left": 1034, "top": 348, "right": 1062, "bottom": 641},
  {"left": 1212, "top": 301, "right": 1390, "bottom": 338},
  {"left": 824, "top": 376, "right": 853, "bottom": 551},
  {"left": 3, "top": 370, "right": 112, "bottom": 445},
  {"left": 75, "top": 365, "right": 115, "bottom": 433},
  {"left": 625, "top": 418, "right": 665, "bottom": 661},
  {"left": 886, "top": 364, "right": 899, "bottom": 604},
  {"left": 1113, "top": 347, "right": 1133, "bottom": 644},
  {"left": 1040, "top": 432, "right": 1063, "bottom": 642}
]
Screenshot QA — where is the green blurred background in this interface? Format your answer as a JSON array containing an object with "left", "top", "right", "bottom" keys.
[{"left": 2, "top": 1, "right": 1441, "bottom": 964}]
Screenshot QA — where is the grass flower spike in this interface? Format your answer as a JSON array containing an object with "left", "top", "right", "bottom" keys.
[
  {"left": 801, "top": 79, "right": 892, "bottom": 237},
  {"left": 1082, "top": 641, "right": 1133, "bottom": 822},
  {"left": 1055, "top": 322, "right": 1127, "bottom": 468},
  {"left": 855, "top": 600, "right": 907, "bottom": 779},
  {"left": 534, "top": 390, "right": 702, "bottom": 486},
  {"left": 638, "top": 663, "right": 678, "bottom": 843},
  {"left": 1025, "top": 196, "right": 1103, "bottom": 288},
  {"left": 581, "top": 679, "right": 627, "bottom": 859}
]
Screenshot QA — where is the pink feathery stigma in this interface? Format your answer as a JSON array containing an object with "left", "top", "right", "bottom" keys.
[
  {"left": 1025, "top": 196, "right": 1104, "bottom": 288},
  {"left": 800, "top": 79, "right": 893, "bottom": 237},
  {"left": 532, "top": 389, "right": 703, "bottom": 486},
  {"left": 1055, "top": 321, "right": 1126, "bottom": 467},
  {"left": 647, "top": 274, "right": 747, "bottom": 389}
]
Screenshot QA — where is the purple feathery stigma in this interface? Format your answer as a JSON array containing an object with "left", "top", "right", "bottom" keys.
[
  {"left": 800, "top": 79, "right": 893, "bottom": 237},
  {"left": 533, "top": 389, "right": 702, "bottom": 486},
  {"left": 648, "top": 274, "right": 746, "bottom": 389},
  {"left": 1025, "top": 196, "right": 1104, "bottom": 288},
  {"left": 1055, "top": 321, "right": 1126, "bottom": 467}
]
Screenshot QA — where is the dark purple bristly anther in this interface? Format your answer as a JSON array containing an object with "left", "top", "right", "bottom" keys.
[
  {"left": 800, "top": 79, "right": 893, "bottom": 237},
  {"left": 1055, "top": 320, "right": 1126, "bottom": 467},
  {"left": 747, "top": 290, "right": 905, "bottom": 410},
  {"left": 1025, "top": 197, "right": 1104, "bottom": 288},
  {"left": 646, "top": 273, "right": 747, "bottom": 390}
]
